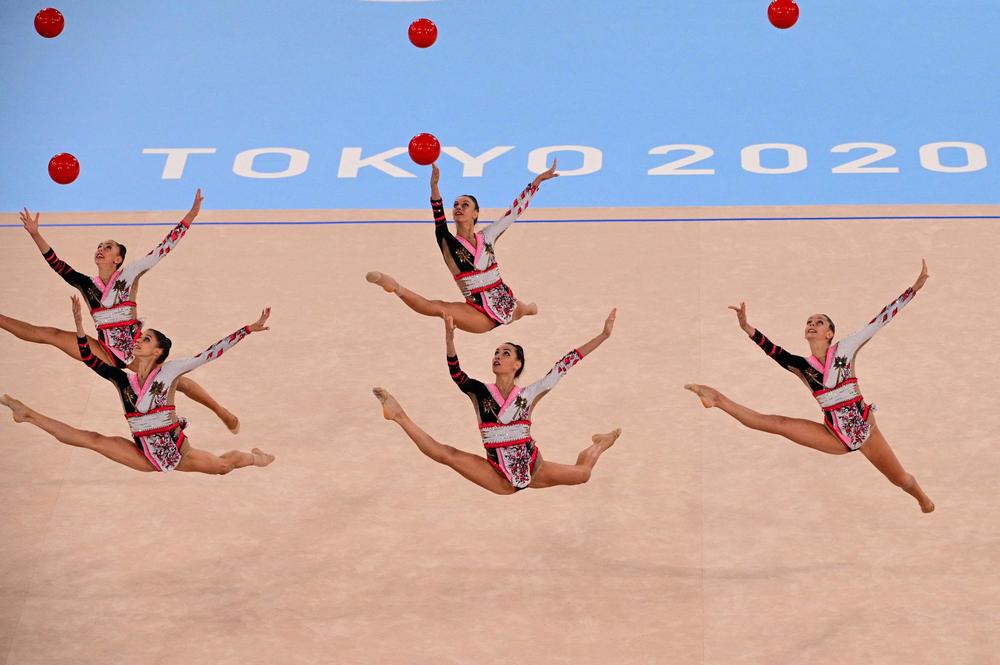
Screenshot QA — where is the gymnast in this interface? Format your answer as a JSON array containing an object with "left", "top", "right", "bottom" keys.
[
  {"left": 0, "top": 296, "right": 274, "bottom": 475},
  {"left": 366, "top": 160, "right": 559, "bottom": 332},
  {"left": 2, "top": 190, "right": 239, "bottom": 432},
  {"left": 373, "top": 309, "right": 621, "bottom": 494},
  {"left": 685, "top": 260, "right": 934, "bottom": 512}
]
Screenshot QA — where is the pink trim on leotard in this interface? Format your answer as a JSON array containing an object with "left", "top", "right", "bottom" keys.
[
  {"left": 487, "top": 384, "right": 521, "bottom": 413},
  {"left": 454, "top": 231, "right": 484, "bottom": 263},
  {"left": 92, "top": 269, "right": 123, "bottom": 301}
]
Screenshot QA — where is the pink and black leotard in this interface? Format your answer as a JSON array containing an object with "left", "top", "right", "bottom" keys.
[
  {"left": 432, "top": 183, "right": 538, "bottom": 326},
  {"left": 76, "top": 326, "right": 252, "bottom": 471},
  {"left": 447, "top": 348, "right": 583, "bottom": 489},
  {"left": 42, "top": 219, "right": 191, "bottom": 367},
  {"left": 750, "top": 287, "right": 915, "bottom": 451}
]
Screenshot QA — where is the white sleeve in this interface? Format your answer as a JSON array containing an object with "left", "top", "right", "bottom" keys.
[
  {"left": 480, "top": 182, "right": 539, "bottom": 245},
  {"left": 162, "top": 326, "right": 252, "bottom": 379},
  {"left": 121, "top": 220, "right": 191, "bottom": 283},
  {"left": 519, "top": 349, "right": 583, "bottom": 405},
  {"left": 837, "top": 287, "right": 916, "bottom": 358}
]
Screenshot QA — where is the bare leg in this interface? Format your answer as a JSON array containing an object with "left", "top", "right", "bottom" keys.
[
  {"left": 860, "top": 424, "right": 935, "bottom": 513},
  {"left": 0, "top": 394, "right": 153, "bottom": 471},
  {"left": 529, "top": 428, "right": 622, "bottom": 489},
  {"left": 684, "top": 384, "right": 847, "bottom": 455},
  {"left": 373, "top": 387, "right": 515, "bottom": 494},
  {"left": 175, "top": 377, "right": 240, "bottom": 434},
  {"left": 0, "top": 313, "right": 115, "bottom": 364},
  {"left": 365, "top": 272, "right": 496, "bottom": 333},
  {"left": 175, "top": 446, "right": 275, "bottom": 475},
  {"left": 511, "top": 300, "right": 538, "bottom": 322}
]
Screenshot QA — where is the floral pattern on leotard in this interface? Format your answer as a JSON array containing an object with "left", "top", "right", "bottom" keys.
[{"left": 495, "top": 443, "right": 534, "bottom": 489}]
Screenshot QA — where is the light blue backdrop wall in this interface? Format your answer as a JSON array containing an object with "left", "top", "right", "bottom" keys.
[{"left": 2, "top": 1, "right": 997, "bottom": 212}]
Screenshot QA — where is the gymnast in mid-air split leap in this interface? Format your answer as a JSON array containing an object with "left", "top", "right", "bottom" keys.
[
  {"left": 373, "top": 308, "right": 621, "bottom": 494},
  {"left": 685, "top": 260, "right": 935, "bottom": 512},
  {"left": 0, "top": 297, "right": 275, "bottom": 475},
  {"left": 366, "top": 159, "right": 559, "bottom": 332},
  {"left": 1, "top": 190, "right": 239, "bottom": 432}
]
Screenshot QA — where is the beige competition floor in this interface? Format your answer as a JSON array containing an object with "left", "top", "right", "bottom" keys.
[{"left": 1, "top": 204, "right": 998, "bottom": 665}]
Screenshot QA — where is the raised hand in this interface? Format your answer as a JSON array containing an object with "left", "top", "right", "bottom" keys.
[
  {"left": 728, "top": 302, "right": 753, "bottom": 335},
  {"left": 430, "top": 162, "right": 440, "bottom": 188},
  {"left": 602, "top": 308, "right": 617, "bottom": 338},
  {"left": 183, "top": 188, "right": 204, "bottom": 224},
  {"left": 532, "top": 158, "right": 559, "bottom": 187},
  {"left": 912, "top": 258, "right": 929, "bottom": 293},
  {"left": 20, "top": 208, "right": 40, "bottom": 235},
  {"left": 70, "top": 295, "right": 85, "bottom": 336},
  {"left": 249, "top": 306, "right": 271, "bottom": 333}
]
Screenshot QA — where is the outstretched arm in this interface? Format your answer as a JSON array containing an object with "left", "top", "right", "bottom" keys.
[
  {"left": 480, "top": 159, "right": 558, "bottom": 245},
  {"left": 577, "top": 308, "right": 616, "bottom": 358},
  {"left": 520, "top": 308, "right": 614, "bottom": 408},
  {"left": 839, "top": 260, "right": 926, "bottom": 355},
  {"left": 20, "top": 208, "right": 51, "bottom": 254},
  {"left": 125, "top": 188, "right": 203, "bottom": 277},
  {"left": 443, "top": 314, "right": 486, "bottom": 396},
  {"left": 167, "top": 306, "right": 270, "bottom": 376},
  {"left": 732, "top": 302, "right": 804, "bottom": 370},
  {"left": 71, "top": 296, "right": 122, "bottom": 381},
  {"left": 429, "top": 163, "right": 452, "bottom": 244},
  {"left": 23, "top": 208, "right": 94, "bottom": 291}
]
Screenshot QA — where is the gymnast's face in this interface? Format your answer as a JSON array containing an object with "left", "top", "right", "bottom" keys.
[
  {"left": 492, "top": 344, "right": 522, "bottom": 377},
  {"left": 453, "top": 197, "right": 478, "bottom": 226},
  {"left": 804, "top": 315, "right": 834, "bottom": 343},
  {"left": 133, "top": 331, "right": 164, "bottom": 362},
  {"left": 94, "top": 240, "right": 123, "bottom": 269}
]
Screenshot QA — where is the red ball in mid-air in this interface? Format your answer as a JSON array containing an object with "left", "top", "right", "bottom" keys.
[
  {"left": 34, "top": 7, "right": 65, "bottom": 38},
  {"left": 48, "top": 153, "right": 80, "bottom": 184},
  {"left": 408, "top": 18, "right": 437, "bottom": 48},
  {"left": 768, "top": 0, "right": 799, "bottom": 29},
  {"left": 408, "top": 133, "right": 441, "bottom": 166}
]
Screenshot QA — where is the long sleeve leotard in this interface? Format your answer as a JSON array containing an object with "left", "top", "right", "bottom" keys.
[
  {"left": 750, "top": 287, "right": 915, "bottom": 450},
  {"left": 43, "top": 219, "right": 191, "bottom": 366},
  {"left": 447, "top": 348, "right": 583, "bottom": 488},
  {"left": 431, "top": 183, "right": 538, "bottom": 326},
  {"left": 77, "top": 326, "right": 251, "bottom": 471}
]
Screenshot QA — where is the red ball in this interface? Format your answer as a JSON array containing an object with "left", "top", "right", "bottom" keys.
[
  {"left": 768, "top": 0, "right": 799, "bottom": 29},
  {"left": 34, "top": 7, "right": 65, "bottom": 38},
  {"left": 408, "top": 18, "right": 437, "bottom": 48},
  {"left": 408, "top": 133, "right": 441, "bottom": 166},
  {"left": 48, "top": 153, "right": 80, "bottom": 185}
]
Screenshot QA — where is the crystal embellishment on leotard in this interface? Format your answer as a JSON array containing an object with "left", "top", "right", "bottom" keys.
[
  {"left": 480, "top": 422, "right": 531, "bottom": 448},
  {"left": 126, "top": 408, "right": 179, "bottom": 435},
  {"left": 455, "top": 265, "right": 503, "bottom": 297},
  {"left": 92, "top": 303, "right": 139, "bottom": 327}
]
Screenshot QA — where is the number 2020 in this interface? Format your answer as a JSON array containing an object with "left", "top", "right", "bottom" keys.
[{"left": 647, "top": 142, "right": 988, "bottom": 175}]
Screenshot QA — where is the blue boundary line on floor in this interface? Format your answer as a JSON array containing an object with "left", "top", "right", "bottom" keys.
[{"left": 1, "top": 214, "right": 998, "bottom": 228}]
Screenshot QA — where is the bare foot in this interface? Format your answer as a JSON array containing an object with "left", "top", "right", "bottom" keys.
[
  {"left": 519, "top": 301, "right": 538, "bottom": 317},
  {"left": 684, "top": 384, "right": 722, "bottom": 408},
  {"left": 591, "top": 427, "right": 622, "bottom": 452},
  {"left": 221, "top": 410, "right": 240, "bottom": 435},
  {"left": 372, "top": 387, "right": 404, "bottom": 421},
  {"left": 365, "top": 271, "right": 398, "bottom": 294},
  {"left": 251, "top": 448, "right": 275, "bottom": 467},
  {"left": 921, "top": 498, "right": 936, "bottom": 514},
  {"left": 0, "top": 394, "right": 30, "bottom": 423}
]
